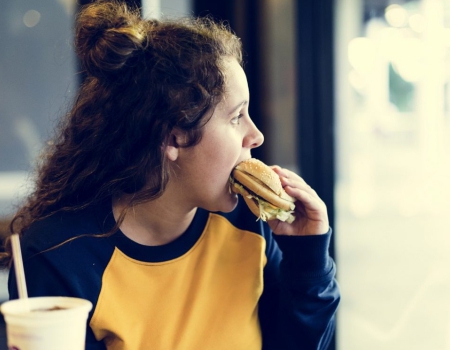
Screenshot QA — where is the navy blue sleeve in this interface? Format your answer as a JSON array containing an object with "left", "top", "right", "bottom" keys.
[
  {"left": 7, "top": 211, "right": 114, "bottom": 350},
  {"left": 258, "top": 225, "right": 340, "bottom": 350},
  {"left": 9, "top": 255, "right": 106, "bottom": 349}
]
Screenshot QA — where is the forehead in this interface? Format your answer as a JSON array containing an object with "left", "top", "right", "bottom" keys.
[{"left": 217, "top": 58, "right": 249, "bottom": 110}]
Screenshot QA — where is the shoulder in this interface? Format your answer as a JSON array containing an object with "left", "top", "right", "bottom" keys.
[
  {"left": 21, "top": 201, "right": 115, "bottom": 258},
  {"left": 12, "top": 201, "right": 116, "bottom": 300}
]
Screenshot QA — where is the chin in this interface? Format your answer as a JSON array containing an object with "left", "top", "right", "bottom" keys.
[
  {"left": 206, "top": 192, "right": 239, "bottom": 213},
  {"left": 221, "top": 193, "right": 239, "bottom": 213}
]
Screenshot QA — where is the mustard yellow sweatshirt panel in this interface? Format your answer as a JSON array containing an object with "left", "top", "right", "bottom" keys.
[{"left": 90, "top": 213, "right": 266, "bottom": 350}]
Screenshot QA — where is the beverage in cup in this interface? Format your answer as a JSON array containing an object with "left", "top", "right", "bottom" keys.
[{"left": 1, "top": 296, "right": 92, "bottom": 350}]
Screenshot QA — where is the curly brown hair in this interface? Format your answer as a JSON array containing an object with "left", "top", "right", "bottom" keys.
[{"left": 0, "top": 0, "right": 242, "bottom": 267}]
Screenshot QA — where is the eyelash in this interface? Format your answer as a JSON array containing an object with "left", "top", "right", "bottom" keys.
[{"left": 231, "top": 114, "right": 244, "bottom": 125}]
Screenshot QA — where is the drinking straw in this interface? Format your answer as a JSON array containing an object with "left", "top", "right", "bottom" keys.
[{"left": 11, "top": 234, "right": 28, "bottom": 300}]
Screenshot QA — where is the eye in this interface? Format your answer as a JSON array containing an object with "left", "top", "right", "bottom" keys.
[{"left": 231, "top": 113, "right": 243, "bottom": 125}]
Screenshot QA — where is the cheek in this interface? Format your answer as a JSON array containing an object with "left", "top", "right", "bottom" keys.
[
  {"left": 207, "top": 140, "right": 240, "bottom": 169},
  {"left": 202, "top": 129, "right": 241, "bottom": 159},
  {"left": 196, "top": 122, "right": 244, "bottom": 175},
  {"left": 220, "top": 128, "right": 243, "bottom": 151},
  {"left": 195, "top": 143, "right": 238, "bottom": 187}
]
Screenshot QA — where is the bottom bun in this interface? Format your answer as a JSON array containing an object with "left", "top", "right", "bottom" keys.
[
  {"left": 232, "top": 170, "right": 295, "bottom": 211},
  {"left": 233, "top": 182, "right": 295, "bottom": 223}
]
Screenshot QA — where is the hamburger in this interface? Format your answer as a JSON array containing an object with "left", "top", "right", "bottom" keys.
[{"left": 230, "top": 158, "right": 296, "bottom": 223}]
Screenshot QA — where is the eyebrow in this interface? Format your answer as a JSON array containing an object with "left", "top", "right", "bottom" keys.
[{"left": 228, "top": 100, "right": 248, "bottom": 115}]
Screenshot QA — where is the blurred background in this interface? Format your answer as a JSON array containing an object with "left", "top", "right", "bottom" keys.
[{"left": 2, "top": 0, "right": 450, "bottom": 349}]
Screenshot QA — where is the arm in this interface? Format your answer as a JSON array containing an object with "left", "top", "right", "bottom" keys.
[
  {"left": 258, "top": 166, "right": 340, "bottom": 350},
  {"left": 259, "top": 228, "right": 339, "bottom": 350}
]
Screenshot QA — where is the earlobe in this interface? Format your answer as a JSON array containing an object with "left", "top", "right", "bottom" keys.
[{"left": 164, "top": 130, "right": 184, "bottom": 161}]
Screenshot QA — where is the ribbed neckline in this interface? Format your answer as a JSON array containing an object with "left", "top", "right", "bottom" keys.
[{"left": 97, "top": 200, "right": 210, "bottom": 263}]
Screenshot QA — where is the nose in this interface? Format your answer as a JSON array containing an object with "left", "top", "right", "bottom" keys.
[{"left": 243, "top": 117, "right": 264, "bottom": 149}]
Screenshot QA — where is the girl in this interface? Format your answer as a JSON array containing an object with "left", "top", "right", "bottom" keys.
[{"left": 1, "top": 1, "right": 339, "bottom": 349}]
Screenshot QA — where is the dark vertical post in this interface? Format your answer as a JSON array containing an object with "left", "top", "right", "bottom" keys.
[{"left": 295, "top": 0, "right": 336, "bottom": 349}]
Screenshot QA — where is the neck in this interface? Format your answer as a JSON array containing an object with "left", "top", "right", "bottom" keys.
[{"left": 112, "top": 193, "right": 197, "bottom": 246}]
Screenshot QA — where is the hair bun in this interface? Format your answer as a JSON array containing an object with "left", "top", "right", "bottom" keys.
[{"left": 75, "top": 1, "right": 148, "bottom": 79}]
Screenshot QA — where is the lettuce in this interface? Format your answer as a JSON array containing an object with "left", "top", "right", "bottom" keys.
[{"left": 230, "top": 178, "right": 295, "bottom": 223}]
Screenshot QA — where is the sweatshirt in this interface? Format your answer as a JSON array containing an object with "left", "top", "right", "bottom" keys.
[{"left": 8, "top": 199, "right": 339, "bottom": 350}]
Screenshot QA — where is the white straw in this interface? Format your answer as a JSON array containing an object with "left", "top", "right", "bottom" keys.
[{"left": 11, "top": 234, "right": 28, "bottom": 299}]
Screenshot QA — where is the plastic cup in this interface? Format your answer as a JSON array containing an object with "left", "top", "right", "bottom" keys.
[{"left": 0, "top": 296, "right": 93, "bottom": 350}]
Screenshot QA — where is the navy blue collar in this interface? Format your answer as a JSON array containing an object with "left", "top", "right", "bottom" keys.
[{"left": 99, "top": 201, "right": 210, "bottom": 263}]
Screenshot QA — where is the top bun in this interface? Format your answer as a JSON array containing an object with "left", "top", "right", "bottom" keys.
[
  {"left": 234, "top": 158, "right": 295, "bottom": 203},
  {"left": 235, "top": 159, "right": 281, "bottom": 193}
]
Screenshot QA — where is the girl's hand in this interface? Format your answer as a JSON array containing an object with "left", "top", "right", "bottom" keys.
[{"left": 268, "top": 166, "right": 329, "bottom": 236}]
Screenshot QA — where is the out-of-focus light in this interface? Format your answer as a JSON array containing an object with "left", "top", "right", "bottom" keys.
[
  {"left": 23, "top": 10, "right": 41, "bottom": 28},
  {"left": 392, "top": 61, "right": 423, "bottom": 83},
  {"left": 443, "top": 28, "right": 450, "bottom": 47},
  {"left": 391, "top": 38, "right": 424, "bottom": 82},
  {"left": 408, "top": 13, "right": 426, "bottom": 33},
  {"left": 377, "top": 27, "right": 403, "bottom": 60},
  {"left": 348, "top": 154, "right": 375, "bottom": 217},
  {"left": 0, "top": 172, "right": 30, "bottom": 202},
  {"left": 348, "top": 37, "right": 377, "bottom": 73},
  {"left": 348, "top": 70, "right": 366, "bottom": 92},
  {"left": 385, "top": 4, "right": 408, "bottom": 27}
]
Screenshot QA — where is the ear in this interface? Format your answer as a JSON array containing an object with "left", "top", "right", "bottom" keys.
[{"left": 164, "top": 129, "right": 185, "bottom": 161}]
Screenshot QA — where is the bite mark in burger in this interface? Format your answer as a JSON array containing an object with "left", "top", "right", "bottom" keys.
[{"left": 230, "top": 158, "right": 296, "bottom": 223}]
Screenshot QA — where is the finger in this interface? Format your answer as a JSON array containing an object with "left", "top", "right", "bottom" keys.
[
  {"left": 286, "top": 186, "right": 314, "bottom": 206},
  {"left": 285, "top": 186, "right": 326, "bottom": 211},
  {"left": 270, "top": 165, "right": 289, "bottom": 178},
  {"left": 272, "top": 167, "right": 308, "bottom": 187},
  {"left": 282, "top": 176, "right": 318, "bottom": 198},
  {"left": 271, "top": 167, "right": 320, "bottom": 199}
]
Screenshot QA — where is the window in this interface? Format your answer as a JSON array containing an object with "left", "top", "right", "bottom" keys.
[
  {"left": 0, "top": 0, "right": 77, "bottom": 218},
  {"left": 336, "top": 0, "right": 450, "bottom": 348}
]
